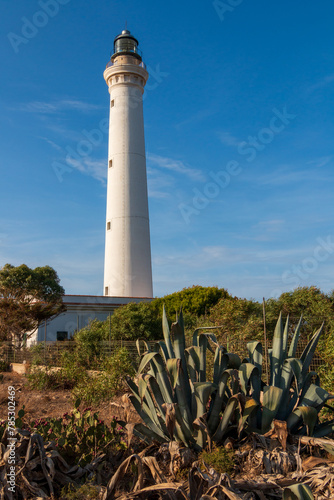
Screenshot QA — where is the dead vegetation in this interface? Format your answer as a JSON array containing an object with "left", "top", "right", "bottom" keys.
[{"left": 0, "top": 422, "right": 333, "bottom": 499}]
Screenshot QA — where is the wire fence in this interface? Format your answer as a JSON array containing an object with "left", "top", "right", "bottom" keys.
[{"left": 0, "top": 336, "right": 326, "bottom": 373}]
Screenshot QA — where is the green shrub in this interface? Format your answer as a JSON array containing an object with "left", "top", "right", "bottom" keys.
[
  {"left": 0, "top": 359, "right": 10, "bottom": 372},
  {"left": 60, "top": 482, "right": 103, "bottom": 500},
  {"left": 16, "top": 402, "right": 126, "bottom": 466},
  {"left": 152, "top": 285, "right": 229, "bottom": 318},
  {"left": 73, "top": 347, "right": 135, "bottom": 405},
  {"left": 26, "top": 365, "right": 88, "bottom": 391},
  {"left": 199, "top": 445, "right": 234, "bottom": 475}
]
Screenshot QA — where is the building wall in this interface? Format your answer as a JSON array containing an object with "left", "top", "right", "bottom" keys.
[{"left": 27, "top": 294, "right": 152, "bottom": 345}]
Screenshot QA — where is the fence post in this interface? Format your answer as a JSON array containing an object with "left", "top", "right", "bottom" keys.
[{"left": 263, "top": 298, "right": 269, "bottom": 385}]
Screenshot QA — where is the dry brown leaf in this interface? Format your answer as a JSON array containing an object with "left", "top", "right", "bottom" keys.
[{"left": 162, "top": 403, "right": 176, "bottom": 441}]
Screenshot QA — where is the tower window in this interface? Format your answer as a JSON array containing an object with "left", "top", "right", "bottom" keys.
[
  {"left": 110, "top": 99, "right": 114, "bottom": 108},
  {"left": 109, "top": 159, "right": 112, "bottom": 168},
  {"left": 105, "top": 287, "right": 108, "bottom": 295},
  {"left": 107, "top": 221, "right": 111, "bottom": 230}
]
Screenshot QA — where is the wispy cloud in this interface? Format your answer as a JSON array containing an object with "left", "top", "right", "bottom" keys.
[
  {"left": 258, "top": 165, "right": 333, "bottom": 187},
  {"left": 217, "top": 130, "right": 241, "bottom": 147},
  {"left": 38, "top": 136, "right": 63, "bottom": 151},
  {"left": 14, "top": 99, "right": 103, "bottom": 114},
  {"left": 306, "top": 156, "right": 333, "bottom": 169},
  {"left": 66, "top": 158, "right": 107, "bottom": 184},
  {"left": 306, "top": 73, "right": 334, "bottom": 93},
  {"left": 174, "top": 108, "right": 218, "bottom": 130},
  {"left": 147, "top": 153, "right": 205, "bottom": 181}
]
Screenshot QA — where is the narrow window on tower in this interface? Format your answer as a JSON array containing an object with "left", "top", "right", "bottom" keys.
[
  {"left": 105, "top": 287, "right": 108, "bottom": 295},
  {"left": 110, "top": 99, "right": 114, "bottom": 108},
  {"left": 109, "top": 159, "right": 112, "bottom": 168},
  {"left": 107, "top": 221, "right": 111, "bottom": 230}
]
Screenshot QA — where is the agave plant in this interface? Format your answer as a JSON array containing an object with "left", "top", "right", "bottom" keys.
[
  {"left": 239, "top": 313, "right": 334, "bottom": 437},
  {"left": 123, "top": 309, "right": 333, "bottom": 450},
  {"left": 123, "top": 306, "right": 247, "bottom": 450}
]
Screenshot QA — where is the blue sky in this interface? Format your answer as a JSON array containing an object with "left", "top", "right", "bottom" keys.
[{"left": 1, "top": 0, "right": 333, "bottom": 300}]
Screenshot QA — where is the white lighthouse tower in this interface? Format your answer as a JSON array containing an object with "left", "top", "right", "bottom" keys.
[{"left": 103, "top": 30, "right": 153, "bottom": 298}]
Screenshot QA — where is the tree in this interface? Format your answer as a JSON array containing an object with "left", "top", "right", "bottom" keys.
[
  {"left": 209, "top": 296, "right": 264, "bottom": 347},
  {"left": 107, "top": 302, "right": 161, "bottom": 341},
  {"left": 151, "top": 286, "right": 229, "bottom": 318},
  {"left": 0, "top": 264, "right": 65, "bottom": 346}
]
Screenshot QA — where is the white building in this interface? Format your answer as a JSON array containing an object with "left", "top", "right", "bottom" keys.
[
  {"left": 28, "top": 295, "right": 152, "bottom": 344},
  {"left": 29, "top": 30, "right": 154, "bottom": 345},
  {"left": 103, "top": 30, "right": 153, "bottom": 298}
]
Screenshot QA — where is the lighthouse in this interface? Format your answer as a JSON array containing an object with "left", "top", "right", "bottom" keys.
[{"left": 103, "top": 30, "right": 153, "bottom": 298}]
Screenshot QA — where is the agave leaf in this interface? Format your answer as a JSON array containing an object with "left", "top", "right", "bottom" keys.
[
  {"left": 221, "top": 352, "right": 242, "bottom": 372},
  {"left": 270, "top": 312, "right": 284, "bottom": 387},
  {"left": 138, "top": 374, "right": 149, "bottom": 403},
  {"left": 207, "top": 369, "right": 234, "bottom": 434},
  {"left": 127, "top": 376, "right": 164, "bottom": 431},
  {"left": 193, "top": 415, "right": 212, "bottom": 451},
  {"left": 247, "top": 341, "right": 263, "bottom": 379},
  {"left": 213, "top": 346, "right": 223, "bottom": 385},
  {"left": 145, "top": 374, "right": 167, "bottom": 417},
  {"left": 136, "top": 339, "right": 150, "bottom": 357},
  {"left": 300, "top": 323, "right": 324, "bottom": 379},
  {"left": 166, "top": 359, "right": 193, "bottom": 432},
  {"left": 198, "top": 334, "right": 208, "bottom": 383},
  {"left": 185, "top": 346, "right": 201, "bottom": 384},
  {"left": 262, "top": 386, "right": 283, "bottom": 434},
  {"left": 287, "top": 406, "right": 318, "bottom": 436},
  {"left": 239, "top": 397, "right": 258, "bottom": 434},
  {"left": 282, "top": 483, "right": 314, "bottom": 500},
  {"left": 313, "top": 420, "right": 334, "bottom": 438},
  {"left": 282, "top": 315, "right": 289, "bottom": 360},
  {"left": 193, "top": 382, "right": 214, "bottom": 419},
  {"left": 192, "top": 327, "right": 219, "bottom": 347},
  {"left": 299, "top": 384, "right": 331, "bottom": 409},
  {"left": 288, "top": 315, "right": 303, "bottom": 358},
  {"left": 171, "top": 312, "right": 192, "bottom": 408},
  {"left": 151, "top": 353, "right": 175, "bottom": 404},
  {"left": 277, "top": 358, "right": 302, "bottom": 420},
  {"left": 166, "top": 358, "right": 179, "bottom": 390},
  {"left": 239, "top": 363, "right": 260, "bottom": 402},
  {"left": 162, "top": 304, "right": 174, "bottom": 359},
  {"left": 212, "top": 394, "right": 242, "bottom": 442},
  {"left": 137, "top": 352, "right": 158, "bottom": 375},
  {"left": 128, "top": 395, "right": 168, "bottom": 440},
  {"left": 157, "top": 340, "right": 169, "bottom": 364},
  {"left": 131, "top": 422, "right": 166, "bottom": 444},
  {"left": 296, "top": 371, "right": 321, "bottom": 409}
]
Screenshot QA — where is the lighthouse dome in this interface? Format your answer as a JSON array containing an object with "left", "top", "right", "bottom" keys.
[{"left": 112, "top": 29, "right": 142, "bottom": 61}]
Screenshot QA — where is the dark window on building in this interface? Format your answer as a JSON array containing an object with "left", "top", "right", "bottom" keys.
[{"left": 57, "top": 331, "right": 68, "bottom": 341}]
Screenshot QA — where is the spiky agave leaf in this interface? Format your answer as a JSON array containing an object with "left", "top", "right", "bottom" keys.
[
  {"left": 262, "top": 386, "right": 283, "bottom": 434},
  {"left": 282, "top": 483, "right": 314, "bottom": 500}
]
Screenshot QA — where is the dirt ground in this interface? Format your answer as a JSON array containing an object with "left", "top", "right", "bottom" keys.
[{"left": 0, "top": 372, "right": 130, "bottom": 424}]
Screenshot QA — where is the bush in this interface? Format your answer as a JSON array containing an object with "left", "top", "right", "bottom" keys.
[
  {"left": 107, "top": 302, "right": 161, "bottom": 341},
  {"left": 73, "top": 347, "right": 135, "bottom": 405},
  {"left": 73, "top": 319, "right": 108, "bottom": 369},
  {"left": 199, "top": 445, "right": 234, "bottom": 475},
  {"left": 0, "top": 359, "right": 10, "bottom": 372},
  {"left": 60, "top": 482, "right": 103, "bottom": 500},
  {"left": 152, "top": 285, "right": 229, "bottom": 318},
  {"left": 16, "top": 402, "right": 126, "bottom": 467}
]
